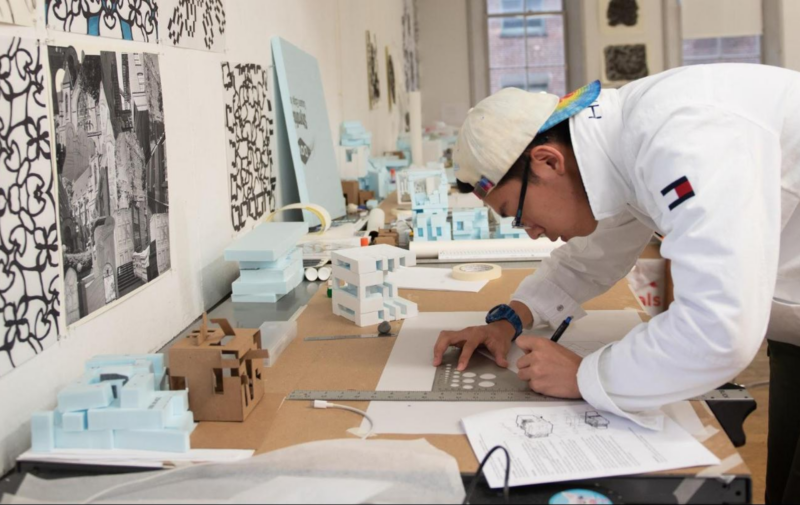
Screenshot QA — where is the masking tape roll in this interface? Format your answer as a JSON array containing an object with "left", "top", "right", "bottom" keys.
[
  {"left": 452, "top": 263, "right": 502, "bottom": 282},
  {"left": 265, "top": 203, "right": 332, "bottom": 233},
  {"left": 318, "top": 266, "right": 332, "bottom": 282},
  {"left": 305, "top": 267, "right": 319, "bottom": 282}
]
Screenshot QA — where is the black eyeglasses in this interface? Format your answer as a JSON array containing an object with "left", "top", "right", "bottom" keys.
[{"left": 512, "top": 152, "right": 531, "bottom": 230}]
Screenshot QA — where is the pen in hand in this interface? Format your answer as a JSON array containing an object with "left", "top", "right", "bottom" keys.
[{"left": 550, "top": 316, "right": 573, "bottom": 343}]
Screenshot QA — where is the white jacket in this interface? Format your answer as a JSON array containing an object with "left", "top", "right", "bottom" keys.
[{"left": 511, "top": 64, "right": 800, "bottom": 427}]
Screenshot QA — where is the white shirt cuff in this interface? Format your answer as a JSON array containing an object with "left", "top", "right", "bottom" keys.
[
  {"left": 578, "top": 343, "right": 665, "bottom": 431},
  {"left": 512, "top": 277, "right": 588, "bottom": 328}
]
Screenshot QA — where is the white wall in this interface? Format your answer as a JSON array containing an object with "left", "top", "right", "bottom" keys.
[
  {"left": 0, "top": 0, "right": 410, "bottom": 474},
  {"left": 417, "top": 0, "right": 472, "bottom": 127}
]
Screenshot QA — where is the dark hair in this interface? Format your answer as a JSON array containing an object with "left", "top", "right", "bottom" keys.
[{"left": 456, "top": 118, "right": 572, "bottom": 194}]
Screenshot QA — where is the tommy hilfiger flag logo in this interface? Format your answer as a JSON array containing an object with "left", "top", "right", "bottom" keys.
[{"left": 661, "top": 176, "right": 695, "bottom": 211}]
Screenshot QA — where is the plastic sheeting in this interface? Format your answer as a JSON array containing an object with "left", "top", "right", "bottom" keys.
[{"left": 2, "top": 439, "right": 465, "bottom": 504}]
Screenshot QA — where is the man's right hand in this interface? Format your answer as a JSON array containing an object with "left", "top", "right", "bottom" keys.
[{"left": 432, "top": 321, "right": 516, "bottom": 371}]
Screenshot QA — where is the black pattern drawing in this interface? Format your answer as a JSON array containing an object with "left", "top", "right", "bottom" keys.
[
  {"left": 221, "top": 62, "right": 276, "bottom": 233},
  {"left": 44, "top": 0, "right": 159, "bottom": 42},
  {"left": 49, "top": 46, "right": 171, "bottom": 326},
  {"left": 386, "top": 46, "right": 396, "bottom": 113},
  {"left": 0, "top": 0, "right": 35, "bottom": 26},
  {"left": 0, "top": 36, "right": 61, "bottom": 376},
  {"left": 402, "top": 0, "right": 419, "bottom": 93},
  {"left": 606, "top": 0, "right": 638, "bottom": 27},
  {"left": 604, "top": 44, "right": 648, "bottom": 82},
  {"left": 366, "top": 31, "right": 380, "bottom": 110},
  {"left": 163, "top": 0, "right": 226, "bottom": 52}
]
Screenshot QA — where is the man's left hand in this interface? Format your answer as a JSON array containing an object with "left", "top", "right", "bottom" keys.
[{"left": 516, "top": 336, "right": 583, "bottom": 399}]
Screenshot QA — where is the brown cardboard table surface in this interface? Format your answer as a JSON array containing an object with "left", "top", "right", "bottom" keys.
[{"left": 192, "top": 268, "right": 750, "bottom": 480}]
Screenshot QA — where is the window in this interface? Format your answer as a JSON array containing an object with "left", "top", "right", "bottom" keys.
[
  {"left": 137, "top": 72, "right": 145, "bottom": 88},
  {"left": 486, "top": 0, "right": 566, "bottom": 96},
  {"left": 683, "top": 35, "right": 762, "bottom": 66}
]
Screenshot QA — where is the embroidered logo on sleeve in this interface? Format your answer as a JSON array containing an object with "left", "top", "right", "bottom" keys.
[{"left": 660, "top": 176, "right": 695, "bottom": 211}]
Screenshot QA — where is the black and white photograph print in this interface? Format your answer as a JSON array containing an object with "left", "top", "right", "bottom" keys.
[
  {"left": 1, "top": 36, "right": 61, "bottom": 376},
  {"left": 0, "top": 0, "right": 35, "bottom": 26},
  {"left": 604, "top": 44, "right": 649, "bottom": 83},
  {"left": 606, "top": 0, "right": 638, "bottom": 27},
  {"left": 44, "top": 0, "right": 159, "bottom": 42},
  {"left": 366, "top": 31, "right": 380, "bottom": 110},
  {"left": 386, "top": 46, "right": 396, "bottom": 113},
  {"left": 162, "top": 0, "right": 227, "bottom": 52},
  {"left": 402, "top": 0, "right": 419, "bottom": 93},
  {"left": 48, "top": 45, "right": 171, "bottom": 326},
  {"left": 221, "top": 62, "right": 276, "bottom": 233},
  {"left": 599, "top": 0, "right": 644, "bottom": 35}
]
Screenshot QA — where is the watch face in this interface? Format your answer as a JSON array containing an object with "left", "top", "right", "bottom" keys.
[{"left": 488, "top": 305, "right": 505, "bottom": 320}]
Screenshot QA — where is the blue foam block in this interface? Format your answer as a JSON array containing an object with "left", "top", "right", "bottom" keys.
[
  {"left": 237, "top": 255, "right": 302, "bottom": 283},
  {"left": 120, "top": 374, "right": 156, "bottom": 409},
  {"left": 224, "top": 222, "right": 307, "bottom": 263},
  {"left": 87, "top": 396, "right": 171, "bottom": 431},
  {"left": 239, "top": 248, "right": 302, "bottom": 271},
  {"left": 114, "top": 424, "right": 196, "bottom": 453},
  {"left": 58, "top": 382, "right": 114, "bottom": 413},
  {"left": 31, "top": 411, "right": 55, "bottom": 452},
  {"left": 62, "top": 411, "right": 88, "bottom": 432},
  {"left": 165, "top": 411, "right": 194, "bottom": 430},
  {"left": 232, "top": 265, "right": 304, "bottom": 296},
  {"left": 154, "top": 391, "right": 189, "bottom": 416},
  {"left": 86, "top": 355, "right": 165, "bottom": 376},
  {"left": 55, "top": 428, "right": 114, "bottom": 450},
  {"left": 232, "top": 292, "right": 282, "bottom": 303}
]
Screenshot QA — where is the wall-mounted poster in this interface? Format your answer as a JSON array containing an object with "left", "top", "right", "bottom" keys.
[
  {"left": 45, "top": 0, "right": 159, "bottom": 42},
  {"left": 161, "top": 0, "right": 226, "bottom": 52},
  {"left": 599, "top": 0, "right": 644, "bottom": 35},
  {"left": 0, "top": 0, "right": 34, "bottom": 26},
  {"left": 221, "top": 62, "right": 276, "bottom": 233},
  {"left": 603, "top": 44, "right": 649, "bottom": 84},
  {"left": 271, "top": 37, "right": 346, "bottom": 228},
  {"left": 48, "top": 45, "right": 171, "bottom": 326},
  {"left": 366, "top": 31, "right": 380, "bottom": 110},
  {"left": 0, "top": 36, "right": 60, "bottom": 376},
  {"left": 386, "top": 47, "right": 396, "bottom": 113},
  {"left": 402, "top": 0, "right": 419, "bottom": 93}
]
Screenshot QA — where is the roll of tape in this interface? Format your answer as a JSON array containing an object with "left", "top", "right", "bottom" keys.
[
  {"left": 265, "top": 203, "right": 332, "bottom": 233},
  {"left": 452, "top": 263, "right": 502, "bottom": 282},
  {"left": 305, "top": 267, "right": 319, "bottom": 282},
  {"left": 317, "top": 266, "right": 332, "bottom": 282}
]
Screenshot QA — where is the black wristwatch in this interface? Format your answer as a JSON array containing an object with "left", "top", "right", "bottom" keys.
[{"left": 486, "top": 304, "right": 524, "bottom": 341}]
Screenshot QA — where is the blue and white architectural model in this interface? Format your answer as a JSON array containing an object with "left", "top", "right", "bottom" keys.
[
  {"left": 331, "top": 245, "right": 419, "bottom": 327},
  {"left": 225, "top": 222, "right": 307, "bottom": 303},
  {"left": 31, "top": 354, "right": 194, "bottom": 453},
  {"left": 493, "top": 216, "right": 529, "bottom": 239},
  {"left": 452, "top": 208, "right": 490, "bottom": 240},
  {"left": 338, "top": 121, "right": 371, "bottom": 181},
  {"left": 407, "top": 165, "right": 451, "bottom": 242}
]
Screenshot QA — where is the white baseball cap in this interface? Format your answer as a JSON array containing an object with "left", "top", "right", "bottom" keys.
[{"left": 454, "top": 80, "right": 601, "bottom": 198}]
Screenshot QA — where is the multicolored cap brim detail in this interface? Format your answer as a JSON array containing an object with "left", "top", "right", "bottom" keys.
[
  {"left": 539, "top": 80, "right": 601, "bottom": 133},
  {"left": 473, "top": 176, "right": 495, "bottom": 199}
]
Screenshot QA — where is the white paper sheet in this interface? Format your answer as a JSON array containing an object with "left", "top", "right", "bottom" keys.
[
  {"left": 234, "top": 476, "right": 393, "bottom": 504},
  {"left": 463, "top": 405, "right": 721, "bottom": 488},
  {"left": 385, "top": 267, "right": 488, "bottom": 292},
  {"left": 364, "top": 311, "right": 643, "bottom": 435},
  {"left": 663, "top": 401, "right": 706, "bottom": 438},
  {"left": 17, "top": 448, "right": 254, "bottom": 469}
]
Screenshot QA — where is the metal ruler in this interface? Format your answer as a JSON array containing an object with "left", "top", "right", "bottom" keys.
[
  {"left": 304, "top": 333, "right": 396, "bottom": 342},
  {"left": 287, "top": 388, "right": 752, "bottom": 403}
]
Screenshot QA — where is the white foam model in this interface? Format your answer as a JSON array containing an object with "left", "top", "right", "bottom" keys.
[{"left": 331, "top": 245, "right": 419, "bottom": 327}]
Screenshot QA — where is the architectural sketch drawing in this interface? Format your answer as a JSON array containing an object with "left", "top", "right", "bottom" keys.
[
  {"left": 48, "top": 46, "right": 171, "bottom": 326},
  {"left": 517, "top": 415, "right": 553, "bottom": 439},
  {"left": 366, "top": 31, "right": 380, "bottom": 110},
  {"left": 585, "top": 411, "right": 610, "bottom": 429},
  {"left": 604, "top": 44, "right": 649, "bottom": 82},
  {"left": 0, "top": 0, "right": 35, "bottom": 26},
  {"left": 386, "top": 47, "right": 396, "bottom": 112},
  {"left": 45, "top": 0, "right": 159, "bottom": 42},
  {"left": 221, "top": 62, "right": 276, "bottom": 233},
  {"left": 162, "top": 0, "right": 226, "bottom": 52},
  {"left": 402, "top": 0, "right": 419, "bottom": 93},
  {"left": 0, "top": 36, "right": 61, "bottom": 376}
]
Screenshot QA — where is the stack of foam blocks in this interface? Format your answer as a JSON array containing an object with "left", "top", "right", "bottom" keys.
[
  {"left": 493, "top": 216, "right": 528, "bottom": 239},
  {"left": 331, "top": 245, "right": 419, "bottom": 327},
  {"left": 30, "top": 355, "right": 194, "bottom": 453},
  {"left": 225, "top": 222, "right": 307, "bottom": 303},
  {"left": 452, "top": 208, "right": 490, "bottom": 240},
  {"left": 338, "top": 121, "right": 371, "bottom": 181},
  {"left": 409, "top": 166, "right": 451, "bottom": 242}
]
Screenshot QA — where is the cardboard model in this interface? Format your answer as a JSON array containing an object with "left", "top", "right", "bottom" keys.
[{"left": 169, "top": 314, "right": 268, "bottom": 422}]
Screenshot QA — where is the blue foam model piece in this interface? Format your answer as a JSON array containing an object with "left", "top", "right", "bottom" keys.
[
  {"left": 114, "top": 424, "right": 196, "bottom": 453},
  {"left": 86, "top": 355, "right": 165, "bottom": 376},
  {"left": 339, "top": 121, "right": 372, "bottom": 146},
  {"left": 452, "top": 208, "right": 490, "bottom": 240},
  {"left": 62, "top": 411, "right": 88, "bottom": 432},
  {"left": 57, "top": 382, "right": 114, "bottom": 413},
  {"left": 223, "top": 222, "right": 307, "bottom": 263},
  {"left": 408, "top": 167, "right": 450, "bottom": 212},
  {"left": 155, "top": 390, "right": 189, "bottom": 416},
  {"left": 55, "top": 428, "right": 114, "bottom": 450},
  {"left": 30, "top": 412, "right": 55, "bottom": 452},
  {"left": 414, "top": 210, "right": 451, "bottom": 242},
  {"left": 237, "top": 254, "right": 303, "bottom": 283},
  {"left": 232, "top": 264, "right": 304, "bottom": 296},
  {"left": 88, "top": 396, "right": 171, "bottom": 431},
  {"left": 120, "top": 374, "right": 156, "bottom": 409},
  {"left": 238, "top": 248, "right": 302, "bottom": 271},
  {"left": 494, "top": 217, "right": 529, "bottom": 239}
]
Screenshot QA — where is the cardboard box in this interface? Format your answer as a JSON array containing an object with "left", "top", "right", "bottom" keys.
[
  {"left": 342, "top": 180, "right": 359, "bottom": 207},
  {"left": 358, "top": 190, "right": 375, "bottom": 206},
  {"left": 373, "top": 230, "right": 399, "bottom": 246},
  {"left": 168, "top": 314, "right": 268, "bottom": 422}
]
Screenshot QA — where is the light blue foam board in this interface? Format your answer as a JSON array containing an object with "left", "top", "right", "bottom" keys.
[
  {"left": 55, "top": 428, "right": 114, "bottom": 450},
  {"left": 120, "top": 374, "right": 157, "bottom": 409},
  {"left": 232, "top": 265, "right": 304, "bottom": 296},
  {"left": 224, "top": 222, "right": 307, "bottom": 263},
  {"left": 239, "top": 248, "right": 302, "bottom": 271},
  {"left": 87, "top": 396, "right": 171, "bottom": 431},
  {"left": 114, "top": 424, "right": 196, "bottom": 453},
  {"left": 154, "top": 390, "right": 189, "bottom": 416},
  {"left": 237, "top": 255, "right": 303, "bottom": 283},
  {"left": 232, "top": 292, "right": 282, "bottom": 303},
  {"left": 62, "top": 411, "right": 88, "bottom": 432},
  {"left": 86, "top": 355, "right": 165, "bottom": 376},
  {"left": 31, "top": 412, "right": 55, "bottom": 452},
  {"left": 58, "top": 382, "right": 114, "bottom": 413},
  {"left": 165, "top": 411, "right": 195, "bottom": 430}
]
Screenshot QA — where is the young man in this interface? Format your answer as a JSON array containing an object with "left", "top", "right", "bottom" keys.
[{"left": 433, "top": 64, "right": 800, "bottom": 503}]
